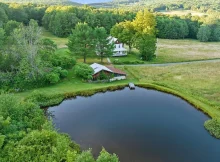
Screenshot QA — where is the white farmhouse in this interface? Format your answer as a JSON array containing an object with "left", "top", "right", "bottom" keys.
[{"left": 108, "top": 36, "right": 127, "bottom": 57}]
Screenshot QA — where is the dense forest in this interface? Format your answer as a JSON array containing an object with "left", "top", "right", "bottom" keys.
[
  {"left": 94, "top": 0, "right": 220, "bottom": 12},
  {"left": 0, "top": 0, "right": 81, "bottom": 5}
]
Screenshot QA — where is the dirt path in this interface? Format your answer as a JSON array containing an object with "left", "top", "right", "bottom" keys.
[{"left": 120, "top": 59, "right": 220, "bottom": 67}]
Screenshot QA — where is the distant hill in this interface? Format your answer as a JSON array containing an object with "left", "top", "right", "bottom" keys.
[
  {"left": 0, "top": 0, "right": 82, "bottom": 5},
  {"left": 89, "top": 0, "right": 220, "bottom": 12},
  {"left": 71, "top": 0, "right": 111, "bottom": 4}
]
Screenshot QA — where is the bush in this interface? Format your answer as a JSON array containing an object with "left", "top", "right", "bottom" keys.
[
  {"left": 26, "top": 90, "right": 64, "bottom": 107},
  {"left": 74, "top": 63, "right": 94, "bottom": 80},
  {"left": 0, "top": 94, "right": 45, "bottom": 143},
  {"left": 75, "top": 150, "right": 95, "bottom": 162},
  {"left": 60, "top": 69, "right": 69, "bottom": 78},
  {"left": 46, "top": 72, "right": 60, "bottom": 84},
  {"left": 204, "top": 118, "right": 220, "bottom": 139},
  {"left": 6, "top": 130, "right": 80, "bottom": 162},
  {"left": 96, "top": 148, "right": 119, "bottom": 162},
  {"left": 52, "top": 53, "right": 76, "bottom": 69}
]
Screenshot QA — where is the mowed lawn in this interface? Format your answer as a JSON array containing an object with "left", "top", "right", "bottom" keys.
[
  {"left": 56, "top": 48, "right": 109, "bottom": 65},
  {"left": 155, "top": 39, "right": 220, "bottom": 63},
  {"left": 41, "top": 28, "right": 68, "bottom": 48},
  {"left": 123, "top": 62, "right": 220, "bottom": 116}
]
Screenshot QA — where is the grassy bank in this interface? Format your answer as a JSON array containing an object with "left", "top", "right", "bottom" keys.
[{"left": 124, "top": 62, "right": 220, "bottom": 138}]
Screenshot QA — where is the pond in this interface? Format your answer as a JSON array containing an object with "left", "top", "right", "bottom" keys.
[{"left": 47, "top": 87, "right": 220, "bottom": 162}]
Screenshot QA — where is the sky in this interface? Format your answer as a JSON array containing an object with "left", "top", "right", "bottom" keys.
[{"left": 71, "top": 0, "right": 112, "bottom": 4}]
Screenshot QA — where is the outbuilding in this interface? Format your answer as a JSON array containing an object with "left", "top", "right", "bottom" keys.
[{"left": 90, "top": 63, "right": 126, "bottom": 81}]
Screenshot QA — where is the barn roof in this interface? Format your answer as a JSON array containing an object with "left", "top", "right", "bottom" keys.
[
  {"left": 106, "top": 66, "right": 127, "bottom": 75},
  {"left": 90, "top": 63, "right": 112, "bottom": 75},
  {"left": 90, "top": 63, "right": 126, "bottom": 76}
]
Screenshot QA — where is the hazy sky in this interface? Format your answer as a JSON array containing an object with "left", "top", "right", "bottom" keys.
[{"left": 72, "top": 0, "right": 111, "bottom": 4}]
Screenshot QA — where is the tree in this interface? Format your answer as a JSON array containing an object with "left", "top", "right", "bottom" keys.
[
  {"left": 68, "top": 23, "right": 95, "bottom": 63},
  {"left": 135, "top": 34, "right": 157, "bottom": 61},
  {"left": 13, "top": 19, "right": 43, "bottom": 82},
  {"left": 197, "top": 25, "right": 211, "bottom": 42},
  {"left": 95, "top": 27, "right": 114, "bottom": 63},
  {"left": 74, "top": 63, "right": 94, "bottom": 80},
  {"left": 132, "top": 9, "right": 156, "bottom": 36},
  {"left": 75, "top": 150, "right": 95, "bottom": 162},
  {"left": 111, "top": 21, "right": 136, "bottom": 52},
  {"left": 96, "top": 148, "right": 119, "bottom": 162},
  {"left": 4, "top": 20, "right": 21, "bottom": 36},
  {"left": 0, "top": 28, "right": 5, "bottom": 49},
  {"left": 133, "top": 10, "right": 157, "bottom": 61},
  {"left": 0, "top": 7, "right": 8, "bottom": 27},
  {"left": 213, "top": 26, "right": 220, "bottom": 41},
  {"left": 6, "top": 130, "right": 80, "bottom": 162},
  {"left": 8, "top": 4, "right": 28, "bottom": 24}
]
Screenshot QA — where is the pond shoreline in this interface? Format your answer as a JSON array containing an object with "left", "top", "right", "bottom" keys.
[
  {"left": 31, "top": 82, "right": 219, "bottom": 139},
  {"left": 46, "top": 86, "right": 220, "bottom": 162}
]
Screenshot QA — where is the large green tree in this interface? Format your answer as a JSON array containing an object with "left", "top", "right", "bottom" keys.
[
  {"left": 68, "top": 22, "right": 95, "bottom": 63},
  {"left": 95, "top": 27, "right": 114, "bottom": 63},
  {"left": 111, "top": 21, "right": 136, "bottom": 52},
  {"left": 133, "top": 10, "right": 157, "bottom": 61},
  {"left": 4, "top": 20, "right": 21, "bottom": 36},
  {"left": 197, "top": 25, "right": 211, "bottom": 42}
]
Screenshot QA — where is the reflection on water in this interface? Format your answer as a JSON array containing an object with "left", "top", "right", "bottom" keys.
[{"left": 47, "top": 87, "right": 220, "bottom": 162}]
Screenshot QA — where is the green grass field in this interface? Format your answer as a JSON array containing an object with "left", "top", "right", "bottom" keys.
[
  {"left": 109, "top": 39, "right": 220, "bottom": 64},
  {"left": 158, "top": 9, "right": 207, "bottom": 17},
  {"left": 124, "top": 62, "right": 220, "bottom": 118},
  {"left": 154, "top": 39, "right": 220, "bottom": 63},
  {"left": 41, "top": 28, "right": 68, "bottom": 48}
]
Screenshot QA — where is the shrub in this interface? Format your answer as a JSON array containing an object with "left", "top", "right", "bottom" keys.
[
  {"left": 75, "top": 150, "right": 95, "bottom": 162},
  {"left": 26, "top": 90, "right": 64, "bottom": 107},
  {"left": 96, "top": 148, "right": 119, "bottom": 162},
  {"left": 0, "top": 94, "right": 45, "bottom": 143},
  {"left": 52, "top": 53, "right": 76, "bottom": 69},
  {"left": 74, "top": 63, "right": 94, "bottom": 80},
  {"left": 60, "top": 69, "right": 69, "bottom": 78},
  {"left": 6, "top": 130, "right": 80, "bottom": 162},
  {"left": 46, "top": 72, "right": 60, "bottom": 84},
  {"left": 204, "top": 118, "right": 220, "bottom": 139}
]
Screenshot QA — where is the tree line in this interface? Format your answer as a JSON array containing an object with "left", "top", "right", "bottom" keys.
[
  {"left": 156, "top": 12, "right": 220, "bottom": 42},
  {"left": 0, "top": 2, "right": 219, "bottom": 42},
  {"left": 42, "top": 5, "right": 135, "bottom": 37},
  {"left": 103, "top": 0, "right": 220, "bottom": 13}
]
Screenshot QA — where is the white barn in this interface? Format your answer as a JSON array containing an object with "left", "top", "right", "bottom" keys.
[{"left": 108, "top": 36, "right": 127, "bottom": 57}]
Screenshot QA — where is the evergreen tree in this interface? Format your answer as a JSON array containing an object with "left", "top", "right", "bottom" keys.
[
  {"left": 68, "top": 23, "right": 95, "bottom": 63},
  {"left": 95, "top": 27, "right": 114, "bottom": 63}
]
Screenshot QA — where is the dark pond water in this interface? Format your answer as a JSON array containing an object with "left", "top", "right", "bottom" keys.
[{"left": 47, "top": 87, "right": 220, "bottom": 162}]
